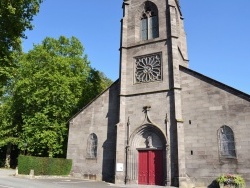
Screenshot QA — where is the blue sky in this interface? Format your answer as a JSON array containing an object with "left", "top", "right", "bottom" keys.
[{"left": 23, "top": 0, "right": 250, "bottom": 94}]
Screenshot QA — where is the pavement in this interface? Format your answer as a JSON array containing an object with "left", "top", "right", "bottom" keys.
[
  {"left": 0, "top": 168, "right": 16, "bottom": 176},
  {"left": 0, "top": 168, "right": 177, "bottom": 188}
]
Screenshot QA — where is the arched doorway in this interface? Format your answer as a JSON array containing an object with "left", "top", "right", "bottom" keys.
[{"left": 127, "top": 124, "right": 166, "bottom": 185}]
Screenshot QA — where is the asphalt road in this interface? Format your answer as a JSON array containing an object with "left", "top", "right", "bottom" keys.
[
  {"left": 0, "top": 176, "right": 113, "bottom": 188},
  {"left": 0, "top": 170, "right": 117, "bottom": 188},
  {"left": 0, "top": 169, "right": 173, "bottom": 188}
]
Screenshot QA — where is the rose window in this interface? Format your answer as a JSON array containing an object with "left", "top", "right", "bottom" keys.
[{"left": 135, "top": 53, "right": 162, "bottom": 83}]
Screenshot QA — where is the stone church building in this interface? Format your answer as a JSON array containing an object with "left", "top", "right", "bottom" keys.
[{"left": 67, "top": 0, "right": 250, "bottom": 187}]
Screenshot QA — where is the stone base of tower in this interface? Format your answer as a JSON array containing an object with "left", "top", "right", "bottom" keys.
[
  {"left": 115, "top": 174, "right": 125, "bottom": 185},
  {"left": 178, "top": 176, "right": 195, "bottom": 188}
]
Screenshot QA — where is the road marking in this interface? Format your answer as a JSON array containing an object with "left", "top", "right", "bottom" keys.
[
  {"left": 53, "top": 180, "right": 88, "bottom": 184},
  {"left": 108, "top": 183, "right": 126, "bottom": 187},
  {"left": 0, "top": 185, "right": 14, "bottom": 188}
]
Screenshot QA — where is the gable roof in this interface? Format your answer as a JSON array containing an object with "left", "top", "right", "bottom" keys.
[
  {"left": 68, "top": 79, "right": 120, "bottom": 123},
  {"left": 179, "top": 65, "right": 250, "bottom": 102}
]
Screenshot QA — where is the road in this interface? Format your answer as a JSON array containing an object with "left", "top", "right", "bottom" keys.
[{"left": 0, "top": 169, "right": 174, "bottom": 188}]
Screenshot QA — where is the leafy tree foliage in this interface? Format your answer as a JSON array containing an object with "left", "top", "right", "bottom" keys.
[
  {"left": 0, "top": 98, "right": 18, "bottom": 147},
  {"left": 0, "top": 0, "right": 43, "bottom": 95},
  {"left": 0, "top": 95, "right": 19, "bottom": 168},
  {"left": 78, "top": 68, "right": 113, "bottom": 109},
  {"left": 10, "top": 36, "right": 112, "bottom": 157}
]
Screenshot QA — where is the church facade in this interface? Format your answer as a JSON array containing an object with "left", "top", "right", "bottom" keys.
[{"left": 67, "top": 0, "right": 250, "bottom": 187}]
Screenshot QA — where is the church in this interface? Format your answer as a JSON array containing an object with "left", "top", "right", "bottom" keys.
[{"left": 66, "top": 0, "right": 250, "bottom": 187}]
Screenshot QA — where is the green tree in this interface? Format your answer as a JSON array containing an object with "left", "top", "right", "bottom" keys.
[
  {"left": 77, "top": 69, "right": 113, "bottom": 109},
  {"left": 0, "top": 97, "right": 19, "bottom": 168},
  {"left": 11, "top": 36, "right": 112, "bottom": 157},
  {"left": 0, "top": 0, "right": 43, "bottom": 95}
]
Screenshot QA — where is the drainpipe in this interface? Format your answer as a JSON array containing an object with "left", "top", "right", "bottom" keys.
[{"left": 125, "top": 117, "right": 130, "bottom": 184}]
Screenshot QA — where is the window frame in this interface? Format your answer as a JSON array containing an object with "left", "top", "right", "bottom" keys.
[
  {"left": 86, "top": 133, "right": 98, "bottom": 159},
  {"left": 140, "top": 2, "right": 159, "bottom": 41},
  {"left": 218, "top": 125, "right": 236, "bottom": 159}
]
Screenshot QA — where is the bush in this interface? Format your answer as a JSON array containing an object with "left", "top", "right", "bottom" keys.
[
  {"left": 18, "top": 155, "right": 72, "bottom": 175},
  {"left": 216, "top": 174, "right": 245, "bottom": 188}
]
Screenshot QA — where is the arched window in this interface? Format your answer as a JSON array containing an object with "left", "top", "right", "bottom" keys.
[
  {"left": 218, "top": 125, "right": 236, "bottom": 158},
  {"left": 86, "top": 133, "right": 98, "bottom": 159},
  {"left": 141, "top": 1, "right": 159, "bottom": 40}
]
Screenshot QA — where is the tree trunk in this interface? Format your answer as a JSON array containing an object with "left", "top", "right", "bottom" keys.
[{"left": 4, "top": 143, "right": 11, "bottom": 168}]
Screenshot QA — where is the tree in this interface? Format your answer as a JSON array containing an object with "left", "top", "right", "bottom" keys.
[
  {"left": 77, "top": 69, "right": 113, "bottom": 110},
  {"left": 0, "top": 0, "right": 43, "bottom": 95},
  {"left": 11, "top": 36, "right": 112, "bottom": 157},
  {"left": 0, "top": 97, "right": 19, "bottom": 168}
]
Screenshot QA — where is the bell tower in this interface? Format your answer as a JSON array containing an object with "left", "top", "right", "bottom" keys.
[
  {"left": 116, "top": 0, "right": 189, "bottom": 187},
  {"left": 119, "top": 0, "right": 188, "bottom": 95}
]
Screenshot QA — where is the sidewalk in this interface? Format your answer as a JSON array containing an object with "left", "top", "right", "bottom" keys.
[
  {"left": 0, "top": 168, "right": 16, "bottom": 176},
  {"left": 108, "top": 182, "right": 177, "bottom": 188},
  {"left": 0, "top": 168, "right": 177, "bottom": 188},
  {"left": 108, "top": 185, "right": 176, "bottom": 188}
]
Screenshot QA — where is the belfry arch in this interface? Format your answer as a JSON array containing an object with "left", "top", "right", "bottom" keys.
[
  {"left": 126, "top": 124, "right": 167, "bottom": 185},
  {"left": 134, "top": 1, "right": 159, "bottom": 42}
]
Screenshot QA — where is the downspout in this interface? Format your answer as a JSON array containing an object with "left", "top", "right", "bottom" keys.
[{"left": 125, "top": 117, "right": 130, "bottom": 184}]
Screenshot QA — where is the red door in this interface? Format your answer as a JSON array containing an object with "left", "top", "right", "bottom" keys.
[{"left": 138, "top": 150, "right": 163, "bottom": 185}]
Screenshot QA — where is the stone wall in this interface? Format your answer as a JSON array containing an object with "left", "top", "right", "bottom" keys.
[
  {"left": 180, "top": 66, "right": 250, "bottom": 187},
  {"left": 124, "top": 92, "right": 169, "bottom": 135},
  {"left": 117, "top": 0, "right": 188, "bottom": 185},
  {"left": 67, "top": 81, "right": 120, "bottom": 182},
  {"left": 122, "top": 91, "right": 170, "bottom": 185}
]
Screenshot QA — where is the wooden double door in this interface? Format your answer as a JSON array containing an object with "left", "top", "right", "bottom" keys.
[{"left": 138, "top": 150, "right": 163, "bottom": 185}]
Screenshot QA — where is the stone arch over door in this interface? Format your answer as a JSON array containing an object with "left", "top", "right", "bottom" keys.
[{"left": 126, "top": 124, "right": 167, "bottom": 185}]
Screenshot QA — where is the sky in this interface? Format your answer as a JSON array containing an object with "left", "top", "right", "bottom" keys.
[{"left": 23, "top": 0, "right": 250, "bottom": 94}]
